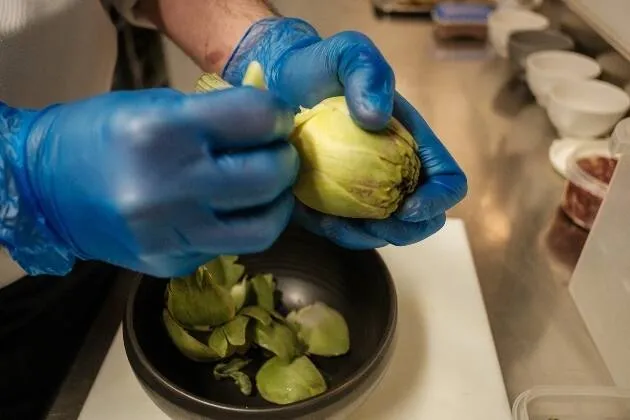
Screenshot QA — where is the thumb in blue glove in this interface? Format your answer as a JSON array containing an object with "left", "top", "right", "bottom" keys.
[
  {"left": 0, "top": 86, "right": 298, "bottom": 277},
  {"left": 223, "top": 18, "right": 395, "bottom": 131}
]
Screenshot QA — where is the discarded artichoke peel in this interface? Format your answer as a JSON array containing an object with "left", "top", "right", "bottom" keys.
[
  {"left": 162, "top": 309, "right": 223, "bottom": 362},
  {"left": 166, "top": 267, "right": 236, "bottom": 329},
  {"left": 255, "top": 355, "right": 328, "bottom": 405},
  {"left": 163, "top": 255, "right": 353, "bottom": 405},
  {"left": 195, "top": 62, "right": 421, "bottom": 220}
]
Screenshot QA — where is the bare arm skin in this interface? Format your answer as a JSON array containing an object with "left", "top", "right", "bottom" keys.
[{"left": 136, "top": 0, "right": 279, "bottom": 73}]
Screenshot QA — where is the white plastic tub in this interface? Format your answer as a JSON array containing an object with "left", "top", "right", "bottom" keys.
[{"left": 513, "top": 386, "right": 630, "bottom": 419}]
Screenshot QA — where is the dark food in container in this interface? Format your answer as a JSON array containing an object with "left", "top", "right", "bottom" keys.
[{"left": 561, "top": 154, "right": 618, "bottom": 231}]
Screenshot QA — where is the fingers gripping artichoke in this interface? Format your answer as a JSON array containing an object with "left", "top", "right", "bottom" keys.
[{"left": 195, "top": 63, "right": 421, "bottom": 220}]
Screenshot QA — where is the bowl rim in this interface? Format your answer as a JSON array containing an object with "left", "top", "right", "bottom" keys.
[
  {"left": 488, "top": 8, "right": 549, "bottom": 27},
  {"left": 123, "top": 249, "right": 399, "bottom": 417},
  {"left": 525, "top": 50, "right": 601, "bottom": 78},
  {"left": 508, "top": 29, "right": 575, "bottom": 50},
  {"left": 549, "top": 79, "right": 630, "bottom": 115}
]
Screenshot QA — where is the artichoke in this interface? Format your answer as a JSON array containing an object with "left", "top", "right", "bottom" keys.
[
  {"left": 195, "top": 62, "right": 421, "bottom": 220},
  {"left": 291, "top": 96, "right": 420, "bottom": 219}
]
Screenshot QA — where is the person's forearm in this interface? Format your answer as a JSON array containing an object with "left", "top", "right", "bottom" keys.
[{"left": 137, "top": 0, "right": 279, "bottom": 73}]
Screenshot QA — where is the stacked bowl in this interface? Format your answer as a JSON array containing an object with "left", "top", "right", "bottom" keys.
[
  {"left": 524, "top": 50, "right": 630, "bottom": 138},
  {"left": 489, "top": 3, "right": 630, "bottom": 139}
]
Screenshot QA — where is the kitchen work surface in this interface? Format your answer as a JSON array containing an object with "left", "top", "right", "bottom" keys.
[{"left": 77, "top": 219, "right": 512, "bottom": 420}]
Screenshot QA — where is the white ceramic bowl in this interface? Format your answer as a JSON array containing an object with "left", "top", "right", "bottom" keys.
[
  {"left": 488, "top": 8, "right": 549, "bottom": 58},
  {"left": 525, "top": 50, "right": 601, "bottom": 107},
  {"left": 547, "top": 79, "right": 630, "bottom": 138}
]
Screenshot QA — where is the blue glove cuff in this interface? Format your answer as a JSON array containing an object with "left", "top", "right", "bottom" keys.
[
  {"left": 222, "top": 17, "right": 321, "bottom": 86},
  {"left": 0, "top": 103, "right": 76, "bottom": 276}
]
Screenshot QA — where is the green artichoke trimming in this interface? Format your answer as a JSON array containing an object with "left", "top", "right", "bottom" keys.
[{"left": 162, "top": 255, "right": 351, "bottom": 405}]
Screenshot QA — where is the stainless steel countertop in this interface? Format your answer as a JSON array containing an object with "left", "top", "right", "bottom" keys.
[{"left": 48, "top": 1, "right": 615, "bottom": 418}]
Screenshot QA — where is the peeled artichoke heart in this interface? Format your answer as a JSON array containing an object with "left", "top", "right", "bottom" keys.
[
  {"left": 167, "top": 267, "right": 236, "bottom": 328},
  {"left": 287, "top": 302, "right": 350, "bottom": 357},
  {"left": 256, "top": 356, "right": 327, "bottom": 405},
  {"left": 162, "top": 310, "right": 221, "bottom": 362},
  {"left": 292, "top": 96, "right": 421, "bottom": 219}
]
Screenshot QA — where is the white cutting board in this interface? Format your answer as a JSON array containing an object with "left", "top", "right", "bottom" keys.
[{"left": 78, "top": 218, "right": 512, "bottom": 420}]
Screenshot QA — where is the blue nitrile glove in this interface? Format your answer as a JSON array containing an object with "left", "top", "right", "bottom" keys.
[
  {"left": 222, "top": 17, "right": 468, "bottom": 249},
  {"left": 0, "top": 87, "right": 298, "bottom": 277}
]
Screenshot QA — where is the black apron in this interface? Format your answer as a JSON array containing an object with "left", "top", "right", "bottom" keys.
[{"left": 0, "top": 262, "right": 119, "bottom": 420}]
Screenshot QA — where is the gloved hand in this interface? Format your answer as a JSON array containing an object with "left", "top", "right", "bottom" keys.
[
  {"left": 222, "top": 17, "right": 468, "bottom": 249},
  {"left": 0, "top": 87, "right": 298, "bottom": 277}
]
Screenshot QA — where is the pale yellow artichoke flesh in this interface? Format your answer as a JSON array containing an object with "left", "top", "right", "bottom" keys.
[{"left": 291, "top": 95, "right": 420, "bottom": 219}]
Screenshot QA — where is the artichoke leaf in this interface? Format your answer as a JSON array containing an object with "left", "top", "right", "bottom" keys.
[
  {"left": 167, "top": 267, "right": 236, "bottom": 328},
  {"left": 213, "top": 358, "right": 253, "bottom": 396},
  {"left": 251, "top": 273, "right": 275, "bottom": 312},
  {"left": 253, "top": 319, "right": 301, "bottom": 361},
  {"left": 162, "top": 310, "right": 221, "bottom": 362},
  {"left": 203, "top": 255, "right": 245, "bottom": 289},
  {"left": 256, "top": 356, "right": 327, "bottom": 405},
  {"left": 213, "top": 357, "right": 252, "bottom": 377},
  {"left": 230, "top": 279, "right": 250, "bottom": 312},
  {"left": 223, "top": 315, "right": 250, "bottom": 347},
  {"left": 286, "top": 302, "right": 350, "bottom": 357},
  {"left": 208, "top": 327, "right": 231, "bottom": 358},
  {"left": 229, "top": 371, "right": 253, "bottom": 396},
  {"left": 239, "top": 305, "right": 272, "bottom": 326}
]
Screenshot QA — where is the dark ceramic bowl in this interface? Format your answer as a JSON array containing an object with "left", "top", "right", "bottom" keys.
[
  {"left": 123, "top": 226, "right": 398, "bottom": 420},
  {"left": 508, "top": 29, "right": 575, "bottom": 71}
]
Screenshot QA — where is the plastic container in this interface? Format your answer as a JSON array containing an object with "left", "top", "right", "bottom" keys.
[
  {"left": 431, "top": 3, "right": 493, "bottom": 41},
  {"left": 560, "top": 140, "right": 618, "bottom": 231},
  {"left": 513, "top": 386, "right": 630, "bottom": 419}
]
